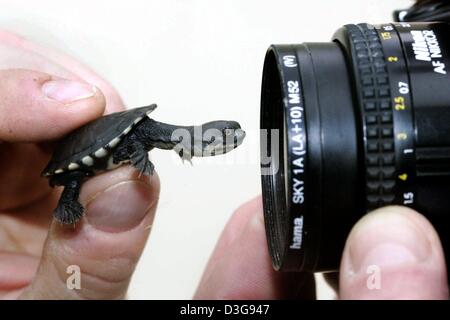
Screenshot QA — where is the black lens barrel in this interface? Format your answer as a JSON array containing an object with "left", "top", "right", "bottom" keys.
[{"left": 261, "top": 22, "right": 450, "bottom": 272}]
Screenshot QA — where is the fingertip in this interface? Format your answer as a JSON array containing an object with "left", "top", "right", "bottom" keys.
[
  {"left": 81, "top": 167, "right": 160, "bottom": 232},
  {"left": 195, "top": 195, "right": 312, "bottom": 299},
  {"left": 230, "top": 195, "right": 263, "bottom": 228},
  {"left": 234, "top": 195, "right": 263, "bottom": 214},
  {"left": 340, "top": 206, "right": 448, "bottom": 299},
  {"left": 54, "top": 84, "right": 106, "bottom": 131},
  {"left": 0, "top": 69, "right": 106, "bottom": 142},
  {"left": 210, "top": 195, "right": 263, "bottom": 259},
  {"left": 32, "top": 74, "right": 107, "bottom": 139}
]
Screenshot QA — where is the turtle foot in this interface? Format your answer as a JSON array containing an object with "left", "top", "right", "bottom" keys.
[
  {"left": 53, "top": 200, "right": 84, "bottom": 225},
  {"left": 131, "top": 150, "right": 154, "bottom": 177},
  {"left": 175, "top": 148, "right": 193, "bottom": 166},
  {"left": 181, "top": 157, "right": 193, "bottom": 166},
  {"left": 139, "top": 159, "right": 155, "bottom": 177}
]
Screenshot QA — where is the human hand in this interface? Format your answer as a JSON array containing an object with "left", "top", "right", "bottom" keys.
[
  {"left": 195, "top": 197, "right": 449, "bottom": 299},
  {"left": 0, "top": 31, "right": 159, "bottom": 299}
]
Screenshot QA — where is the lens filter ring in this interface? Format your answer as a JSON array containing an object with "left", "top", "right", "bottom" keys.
[{"left": 261, "top": 45, "right": 308, "bottom": 271}]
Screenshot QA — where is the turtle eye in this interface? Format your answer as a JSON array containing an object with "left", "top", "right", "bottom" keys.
[{"left": 224, "top": 128, "right": 234, "bottom": 136}]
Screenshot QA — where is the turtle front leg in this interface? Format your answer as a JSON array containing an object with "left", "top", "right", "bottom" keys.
[
  {"left": 52, "top": 171, "right": 86, "bottom": 225},
  {"left": 130, "top": 144, "right": 155, "bottom": 177}
]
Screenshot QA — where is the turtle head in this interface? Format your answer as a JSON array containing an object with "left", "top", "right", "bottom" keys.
[{"left": 198, "top": 120, "right": 246, "bottom": 156}]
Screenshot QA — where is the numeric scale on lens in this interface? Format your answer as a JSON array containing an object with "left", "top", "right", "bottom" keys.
[{"left": 375, "top": 23, "right": 416, "bottom": 208}]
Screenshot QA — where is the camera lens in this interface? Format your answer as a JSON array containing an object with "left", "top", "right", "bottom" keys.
[{"left": 260, "top": 22, "right": 450, "bottom": 272}]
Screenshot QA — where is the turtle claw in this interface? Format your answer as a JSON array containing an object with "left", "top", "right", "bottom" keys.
[
  {"left": 182, "top": 158, "right": 194, "bottom": 166},
  {"left": 54, "top": 200, "right": 84, "bottom": 225},
  {"left": 138, "top": 160, "right": 155, "bottom": 177},
  {"left": 131, "top": 150, "right": 154, "bottom": 177},
  {"left": 175, "top": 148, "right": 193, "bottom": 166}
]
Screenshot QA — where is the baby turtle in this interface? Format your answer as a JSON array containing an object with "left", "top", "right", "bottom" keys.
[{"left": 42, "top": 104, "right": 246, "bottom": 224}]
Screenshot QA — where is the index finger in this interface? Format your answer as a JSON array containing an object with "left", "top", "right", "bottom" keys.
[{"left": 194, "top": 196, "right": 315, "bottom": 300}]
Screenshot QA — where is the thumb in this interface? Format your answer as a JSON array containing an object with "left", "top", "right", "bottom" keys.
[
  {"left": 0, "top": 68, "right": 105, "bottom": 142},
  {"left": 19, "top": 167, "right": 160, "bottom": 299},
  {"left": 339, "top": 206, "right": 449, "bottom": 299}
]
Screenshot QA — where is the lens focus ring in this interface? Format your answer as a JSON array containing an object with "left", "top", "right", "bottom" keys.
[{"left": 346, "top": 24, "right": 396, "bottom": 208}]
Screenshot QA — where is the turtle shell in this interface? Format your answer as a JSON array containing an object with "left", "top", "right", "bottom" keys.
[{"left": 42, "top": 104, "right": 157, "bottom": 176}]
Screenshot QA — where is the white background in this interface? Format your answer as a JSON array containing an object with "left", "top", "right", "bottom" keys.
[{"left": 0, "top": 0, "right": 412, "bottom": 299}]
